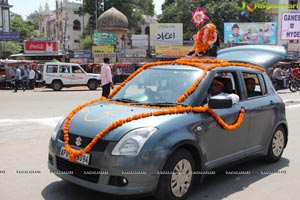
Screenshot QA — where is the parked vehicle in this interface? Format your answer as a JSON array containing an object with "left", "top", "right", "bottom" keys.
[
  {"left": 271, "top": 72, "right": 298, "bottom": 92},
  {"left": 42, "top": 62, "right": 101, "bottom": 91},
  {"left": 48, "top": 45, "right": 288, "bottom": 200}
]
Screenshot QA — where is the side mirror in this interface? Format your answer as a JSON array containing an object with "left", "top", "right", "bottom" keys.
[{"left": 208, "top": 96, "right": 232, "bottom": 109}]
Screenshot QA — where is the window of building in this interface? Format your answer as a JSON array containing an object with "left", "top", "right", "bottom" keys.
[{"left": 73, "top": 20, "right": 81, "bottom": 31}]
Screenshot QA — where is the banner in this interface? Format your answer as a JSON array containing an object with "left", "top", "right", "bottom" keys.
[
  {"left": 0, "top": 32, "right": 19, "bottom": 41},
  {"left": 155, "top": 46, "right": 191, "bottom": 57},
  {"left": 281, "top": 13, "right": 300, "bottom": 40},
  {"left": 92, "top": 45, "right": 114, "bottom": 53},
  {"left": 150, "top": 23, "right": 183, "bottom": 46},
  {"left": 224, "top": 22, "right": 277, "bottom": 44},
  {"left": 24, "top": 41, "right": 59, "bottom": 54},
  {"left": 93, "top": 32, "right": 117, "bottom": 45}
]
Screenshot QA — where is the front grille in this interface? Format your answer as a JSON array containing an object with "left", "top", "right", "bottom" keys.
[
  {"left": 56, "top": 156, "right": 100, "bottom": 183},
  {"left": 59, "top": 130, "right": 109, "bottom": 152}
]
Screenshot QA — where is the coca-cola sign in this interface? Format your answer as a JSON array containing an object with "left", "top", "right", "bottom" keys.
[{"left": 24, "top": 40, "right": 59, "bottom": 53}]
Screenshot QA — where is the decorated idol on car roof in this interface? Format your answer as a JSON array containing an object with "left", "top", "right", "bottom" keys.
[{"left": 188, "top": 6, "right": 219, "bottom": 57}]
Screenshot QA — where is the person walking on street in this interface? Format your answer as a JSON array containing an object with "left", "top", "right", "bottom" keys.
[
  {"left": 14, "top": 66, "right": 26, "bottom": 92},
  {"left": 29, "top": 67, "right": 36, "bottom": 89},
  {"left": 24, "top": 65, "right": 30, "bottom": 89},
  {"left": 101, "top": 57, "right": 113, "bottom": 97}
]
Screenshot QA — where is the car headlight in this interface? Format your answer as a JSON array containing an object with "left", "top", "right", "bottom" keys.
[
  {"left": 111, "top": 127, "right": 158, "bottom": 156},
  {"left": 51, "top": 117, "right": 65, "bottom": 141}
]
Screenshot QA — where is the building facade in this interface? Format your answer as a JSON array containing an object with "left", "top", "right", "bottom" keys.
[
  {"left": 0, "top": 0, "right": 12, "bottom": 32},
  {"left": 39, "top": 0, "right": 89, "bottom": 54}
]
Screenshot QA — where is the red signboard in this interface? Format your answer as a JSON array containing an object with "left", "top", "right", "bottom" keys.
[{"left": 24, "top": 40, "right": 59, "bottom": 53}]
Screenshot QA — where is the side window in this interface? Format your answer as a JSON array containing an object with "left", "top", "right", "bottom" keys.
[
  {"left": 60, "top": 65, "right": 70, "bottom": 73},
  {"left": 243, "top": 73, "right": 263, "bottom": 98},
  {"left": 72, "top": 66, "right": 83, "bottom": 73},
  {"left": 46, "top": 65, "right": 58, "bottom": 73},
  {"left": 206, "top": 71, "right": 240, "bottom": 105},
  {"left": 214, "top": 71, "right": 240, "bottom": 95}
]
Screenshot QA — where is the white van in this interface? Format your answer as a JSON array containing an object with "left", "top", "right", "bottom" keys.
[{"left": 42, "top": 62, "right": 101, "bottom": 91}]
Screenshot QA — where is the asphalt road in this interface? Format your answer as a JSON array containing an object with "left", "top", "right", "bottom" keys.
[{"left": 0, "top": 87, "right": 300, "bottom": 200}]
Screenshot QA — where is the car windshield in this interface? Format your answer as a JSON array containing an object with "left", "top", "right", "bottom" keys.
[{"left": 112, "top": 66, "right": 203, "bottom": 106}]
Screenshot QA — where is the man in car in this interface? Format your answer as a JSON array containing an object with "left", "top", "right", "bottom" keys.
[
  {"left": 244, "top": 78, "right": 261, "bottom": 97},
  {"left": 208, "top": 79, "right": 239, "bottom": 104}
]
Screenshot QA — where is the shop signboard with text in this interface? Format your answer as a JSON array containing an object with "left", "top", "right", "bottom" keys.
[
  {"left": 281, "top": 13, "right": 300, "bottom": 40},
  {"left": 150, "top": 23, "right": 183, "bottom": 46},
  {"left": 24, "top": 40, "right": 59, "bottom": 54}
]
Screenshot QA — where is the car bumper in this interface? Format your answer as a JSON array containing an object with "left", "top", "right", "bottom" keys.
[{"left": 48, "top": 139, "right": 169, "bottom": 195}]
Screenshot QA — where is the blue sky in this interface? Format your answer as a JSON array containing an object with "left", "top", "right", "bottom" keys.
[{"left": 9, "top": 0, "right": 163, "bottom": 20}]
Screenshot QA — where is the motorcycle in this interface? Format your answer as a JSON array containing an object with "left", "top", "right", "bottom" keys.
[{"left": 271, "top": 73, "right": 298, "bottom": 92}]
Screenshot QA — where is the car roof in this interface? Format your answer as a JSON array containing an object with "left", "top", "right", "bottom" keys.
[
  {"left": 153, "top": 57, "right": 265, "bottom": 72},
  {"left": 217, "top": 45, "right": 286, "bottom": 68}
]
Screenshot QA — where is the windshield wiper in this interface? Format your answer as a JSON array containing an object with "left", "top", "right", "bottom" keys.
[
  {"left": 145, "top": 101, "right": 187, "bottom": 107},
  {"left": 113, "top": 98, "right": 141, "bottom": 104}
]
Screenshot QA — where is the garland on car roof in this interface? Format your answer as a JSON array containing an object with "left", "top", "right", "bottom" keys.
[{"left": 63, "top": 58, "right": 263, "bottom": 162}]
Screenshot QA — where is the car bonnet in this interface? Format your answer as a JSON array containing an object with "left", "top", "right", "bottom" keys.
[{"left": 67, "top": 101, "right": 178, "bottom": 141}]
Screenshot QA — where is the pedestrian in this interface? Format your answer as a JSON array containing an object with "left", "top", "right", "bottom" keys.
[
  {"left": 23, "top": 65, "right": 30, "bottom": 89},
  {"left": 101, "top": 57, "right": 113, "bottom": 97},
  {"left": 29, "top": 67, "right": 36, "bottom": 89},
  {"left": 14, "top": 66, "right": 26, "bottom": 92},
  {"left": 116, "top": 66, "right": 122, "bottom": 83}
]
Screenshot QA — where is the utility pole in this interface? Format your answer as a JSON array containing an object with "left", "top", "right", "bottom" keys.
[
  {"left": 95, "top": 0, "right": 98, "bottom": 30},
  {"left": 63, "top": 12, "right": 68, "bottom": 61}
]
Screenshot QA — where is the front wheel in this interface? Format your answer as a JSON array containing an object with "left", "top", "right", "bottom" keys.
[
  {"left": 87, "top": 80, "right": 99, "bottom": 90},
  {"left": 289, "top": 81, "right": 298, "bottom": 92},
  {"left": 156, "top": 149, "right": 195, "bottom": 200},
  {"left": 52, "top": 80, "right": 63, "bottom": 91},
  {"left": 265, "top": 126, "right": 286, "bottom": 162}
]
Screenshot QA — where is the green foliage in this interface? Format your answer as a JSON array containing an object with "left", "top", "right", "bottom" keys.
[
  {"left": 79, "top": 36, "right": 93, "bottom": 50},
  {"left": 79, "top": 0, "right": 155, "bottom": 32},
  {"left": 4, "top": 13, "right": 40, "bottom": 55},
  {"left": 0, "top": 42, "right": 22, "bottom": 58}
]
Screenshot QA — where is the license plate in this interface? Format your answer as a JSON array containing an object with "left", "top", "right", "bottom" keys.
[{"left": 60, "top": 147, "right": 90, "bottom": 166}]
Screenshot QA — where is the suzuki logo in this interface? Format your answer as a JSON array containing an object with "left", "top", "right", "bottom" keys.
[{"left": 75, "top": 136, "right": 82, "bottom": 146}]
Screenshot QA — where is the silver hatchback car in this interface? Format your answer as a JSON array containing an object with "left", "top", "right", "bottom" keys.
[{"left": 48, "top": 45, "right": 288, "bottom": 200}]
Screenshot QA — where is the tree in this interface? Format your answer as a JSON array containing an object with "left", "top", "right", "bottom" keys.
[
  {"left": 159, "top": 0, "right": 273, "bottom": 41},
  {"left": 79, "top": 0, "right": 155, "bottom": 32},
  {"left": 8, "top": 12, "right": 42, "bottom": 54},
  {"left": 26, "top": 11, "right": 40, "bottom": 30},
  {"left": 77, "top": 0, "right": 155, "bottom": 50}
]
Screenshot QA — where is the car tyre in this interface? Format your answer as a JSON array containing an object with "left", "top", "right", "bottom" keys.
[
  {"left": 52, "top": 80, "right": 63, "bottom": 91},
  {"left": 155, "top": 148, "right": 195, "bottom": 200},
  {"left": 88, "top": 80, "right": 98, "bottom": 90},
  {"left": 289, "top": 81, "right": 298, "bottom": 93},
  {"left": 265, "top": 126, "right": 286, "bottom": 162}
]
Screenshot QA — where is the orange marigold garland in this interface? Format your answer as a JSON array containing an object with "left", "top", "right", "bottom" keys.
[{"left": 63, "top": 58, "right": 254, "bottom": 162}]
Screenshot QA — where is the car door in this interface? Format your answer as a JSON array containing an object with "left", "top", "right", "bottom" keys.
[
  {"left": 199, "top": 70, "right": 250, "bottom": 169},
  {"left": 70, "top": 65, "right": 86, "bottom": 85},
  {"left": 241, "top": 72, "right": 275, "bottom": 155},
  {"left": 58, "top": 65, "right": 72, "bottom": 85}
]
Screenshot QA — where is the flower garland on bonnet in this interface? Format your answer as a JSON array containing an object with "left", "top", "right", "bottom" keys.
[
  {"left": 60, "top": 58, "right": 265, "bottom": 162},
  {"left": 62, "top": 7, "right": 252, "bottom": 162}
]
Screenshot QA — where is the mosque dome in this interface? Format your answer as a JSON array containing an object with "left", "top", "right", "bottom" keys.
[{"left": 97, "top": 7, "right": 129, "bottom": 30}]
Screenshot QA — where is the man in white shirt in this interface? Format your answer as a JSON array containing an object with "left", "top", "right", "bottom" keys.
[
  {"left": 101, "top": 57, "right": 113, "bottom": 97},
  {"left": 208, "top": 79, "right": 239, "bottom": 104},
  {"left": 29, "top": 67, "right": 36, "bottom": 89}
]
